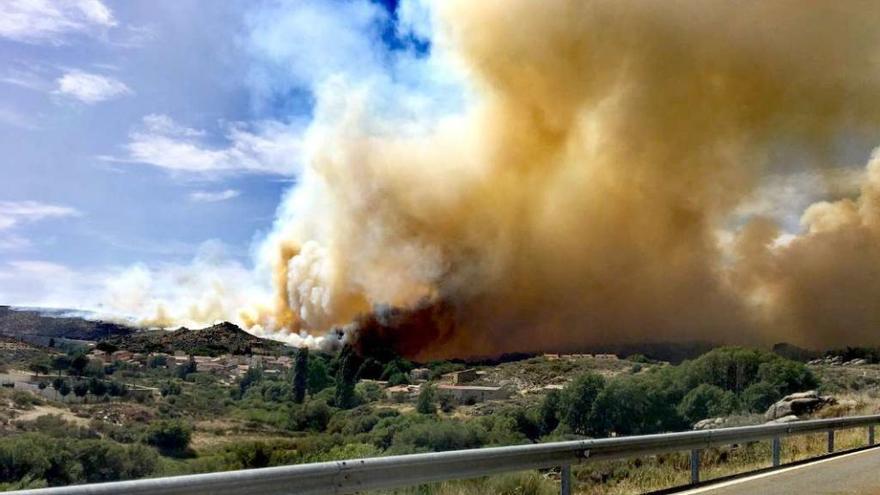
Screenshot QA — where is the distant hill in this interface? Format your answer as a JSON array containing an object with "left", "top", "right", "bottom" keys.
[
  {"left": 0, "top": 305, "right": 135, "bottom": 345},
  {"left": 103, "top": 321, "right": 287, "bottom": 357}
]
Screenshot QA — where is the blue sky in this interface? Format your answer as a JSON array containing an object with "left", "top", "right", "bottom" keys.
[{"left": 0, "top": 0, "right": 435, "bottom": 307}]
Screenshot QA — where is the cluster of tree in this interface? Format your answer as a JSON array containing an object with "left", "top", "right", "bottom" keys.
[{"left": 539, "top": 347, "right": 817, "bottom": 437}]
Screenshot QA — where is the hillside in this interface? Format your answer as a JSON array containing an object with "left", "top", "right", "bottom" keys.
[
  {"left": 0, "top": 306, "right": 135, "bottom": 345},
  {"left": 102, "top": 321, "right": 287, "bottom": 356}
]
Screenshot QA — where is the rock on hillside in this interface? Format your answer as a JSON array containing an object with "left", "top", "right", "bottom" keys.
[
  {"left": 765, "top": 390, "right": 836, "bottom": 421},
  {"left": 0, "top": 306, "right": 135, "bottom": 344},
  {"left": 103, "top": 321, "right": 286, "bottom": 356}
]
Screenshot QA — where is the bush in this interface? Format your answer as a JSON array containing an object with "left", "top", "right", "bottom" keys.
[
  {"left": 144, "top": 420, "right": 192, "bottom": 454},
  {"left": 160, "top": 381, "right": 181, "bottom": 397},
  {"left": 0, "top": 434, "right": 158, "bottom": 487},
  {"left": 416, "top": 385, "right": 436, "bottom": 415},
  {"left": 288, "top": 400, "right": 333, "bottom": 432},
  {"left": 390, "top": 419, "right": 486, "bottom": 453},
  {"left": 677, "top": 384, "right": 738, "bottom": 424},
  {"left": 538, "top": 390, "right": 561, "bottom": 436},
  {"left": 559, "top": 372, "right": 605, "bottom": 435},
  {"left": 355, "top": 381, "right": 383, "bottom": 403}
]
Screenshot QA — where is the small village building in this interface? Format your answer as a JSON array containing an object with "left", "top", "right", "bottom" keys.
[
  {"left": 110, "top": 350, "right": 133, "bottom": 362},
  {"left": 90, "top": 349, "right": 110, "bottom": 363},
  {"left": 386, "top": 384, "right": 421, "bottom": 403},
  {"left": 409, "top": 368, "right": 430, "bottom": 382},
  {"left": 448, "top": 369, "right": 478, "bottom": 385}
]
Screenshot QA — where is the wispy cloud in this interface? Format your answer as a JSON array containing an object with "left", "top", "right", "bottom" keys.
[
  {"left": 0, "top": 0, "right": 116, "bottom": 45},
  {"left": 54, "top": 70, "right": 132, "bottom": 104},
  {"left": 0, "top": 200, "right": 81, "bottom": 230},
  {"left": 189, "top": 189, "right": 241, "bottom": 203},
  {"left": 109, "top": 114, "right": 301, "bottom": 176},
  {"left": 0, "top": 105, "right": 40, "bottom": 130}
]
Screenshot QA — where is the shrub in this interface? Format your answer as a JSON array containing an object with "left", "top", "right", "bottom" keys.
[
  {"left": 288, "top": 400, "right": 333, "bottom": 432},
  {"left": 144, "top": 420, "right": 192, "bottom": 454},
  {"left": 355, "top": 381, "right": 383, "bottom": 403},
  {"left": 416, "top": 385, "right": 436, "bottom": 415},
  {"left": 538, "top": 390, "right": 561, "bottom": 436},
  {"left": 160, "top": 381, "right": 181, "bottom": 397},
  {"left": 390, "top": 419, "right": 486, "bottom": 453}
]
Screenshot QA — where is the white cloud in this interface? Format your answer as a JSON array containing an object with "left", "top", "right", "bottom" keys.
[
  {"left": 733, "top": 167, "right": 864, "bottom": 229},
  {"left": 0, "top": 200, "right": 80, "bottom": 230},
  {"left": 115, "top": 114, "right": 302, "bottom": 176},
  {"left": 189, "top": 189, "right": 241, "bottom": 203},
  {"left": 55, "top": 70, "right": 132, "bottom": 104},
  {"left": 0, "top": 0, "right": 116, "bottom": 45}
]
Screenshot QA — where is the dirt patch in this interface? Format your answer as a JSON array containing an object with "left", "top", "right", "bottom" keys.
[{"left": 15, "top": 404, "right": 90, "bottom": 426}]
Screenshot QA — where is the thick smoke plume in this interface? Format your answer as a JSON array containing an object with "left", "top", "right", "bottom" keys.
[
  {"left": 105, "top": 1, "right": 880, "bottom": 359},
  {"left": 239, "top": 0, "right": 880, "bottom": 359}
]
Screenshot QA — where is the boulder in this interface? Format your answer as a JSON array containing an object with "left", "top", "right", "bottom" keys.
[
  {"left": 765, "top": 390, "right": 836, "bottom": 420},
  {"left": 768, "top": 414, "right": 800, "bottom": 424},
  {"left": 693, "top": 417, "right": 728, "bottom": 430}
]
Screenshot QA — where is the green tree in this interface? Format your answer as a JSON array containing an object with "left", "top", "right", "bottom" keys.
[
  {"left": 742, "top": 381, "right": 782, "bottom": 412},
  {"left": 677, "top": 384, "right": 738, "bottom": 424},
  {"left": 58, "top": 380, "right": 71, "bottom": 399},
  {"left": 589, "top": 374, "right": 683, "bottom": 436},
  {"left": 416, "top": 385, "right": 436, "bottom": 415},
  {"left": 307, "top": 358, "right": 332, "bottom": 394},
  {"left": 69, "top": 354, "right": 89, "bottom": 376},
  {"left": 87, "top": 378, "right": 107, "bottom": 398},
  {"left": 72, "top": 381, "right": 89, "bottom": 402},
  {"left": 95, "top": 342, "right": 118, "bottom": 354},
  {"left": 50, "top": 355, "right": 71, "bottom": 375},
  {"left": 292, "top": 347, "right": 309, "bottom": 404},
  {"left": 27, "top": 359, "right": 50, "bottom": 377},
  {"left": 335, "top": 345, "right": 362, "bottom": 409},
  {"left": 560, "top": 372, "right": 605, "bottom": 435}
]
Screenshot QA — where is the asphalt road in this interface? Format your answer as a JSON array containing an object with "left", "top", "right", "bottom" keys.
[{"left": 680, "top": 447, "right": 880, "bottom": 495}]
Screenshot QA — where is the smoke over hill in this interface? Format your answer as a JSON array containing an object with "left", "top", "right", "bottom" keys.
[{"left": 105, "top": 1, "right": 880, "bottom": 359}]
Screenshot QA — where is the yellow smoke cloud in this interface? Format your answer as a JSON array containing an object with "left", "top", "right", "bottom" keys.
[{"left": 244, "top": 1, "right": 880, "bottom": 357}]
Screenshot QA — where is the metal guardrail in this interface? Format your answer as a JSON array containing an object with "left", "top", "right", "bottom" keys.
[{"left": 12, "top": 414, "right": 880, "bottom": 495}]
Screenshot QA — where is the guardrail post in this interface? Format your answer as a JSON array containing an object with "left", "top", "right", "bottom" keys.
[
  {"left": 772, "top": 436, "right": 781, "bottom": 467},
  {"left": 560, "top": 465, "right": 572, "bottom": 495},
  {"left": 690, "top": 449, "right": 701, "bottom": 484},
  {"left": 869, "top": 425, "right": 875, "bottom": 446},
  {"left": 827, "top": 430, "right": 835, "bottom": 453}
]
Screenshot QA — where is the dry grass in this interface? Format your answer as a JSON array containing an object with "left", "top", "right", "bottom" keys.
[{"left": 366, "top": 424, "right": 878, "bottom": 495}]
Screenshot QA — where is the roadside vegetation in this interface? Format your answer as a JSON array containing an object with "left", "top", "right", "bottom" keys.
[{"left": 0, "top": 343, "right": 873, "bottom": 494}]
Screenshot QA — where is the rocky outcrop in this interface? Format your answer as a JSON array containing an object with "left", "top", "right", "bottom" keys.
[
  {"left": 808, "top": 356, "right": 870, "bottom": 366},
  {"left": 765, "top": 390, "right": 836, "bottom": 420}
]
